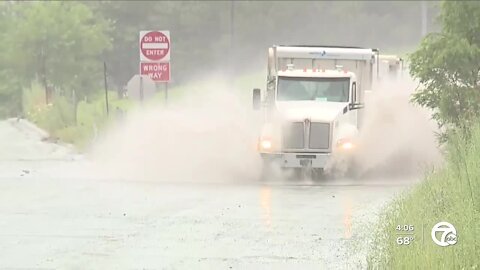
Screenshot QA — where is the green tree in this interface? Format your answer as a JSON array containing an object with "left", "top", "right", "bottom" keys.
[
  {"left": 0, "top": 2, "right": 23, "bottom": 117},
  {"left": 91, "top": 1, "right": 439, "bottom": 89},
  {"left": 89, "top": 1, "right": 231, "bottom": 89},
  {"left": 0, "top": 0, "right": 441, "bottom": 119},
  {"left": 410, "top": 1, "right": 480, "bottom": 141},
  {"left": 3, "top": 2, "right": 111, "bottom": 103}
]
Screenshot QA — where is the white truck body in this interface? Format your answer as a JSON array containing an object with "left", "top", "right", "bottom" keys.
[
  {"left": 253, "top": 45, "right": 378, "bottom": 170},
  {"left": 377, "top": 54, "right": 404, "bottom": 81}
]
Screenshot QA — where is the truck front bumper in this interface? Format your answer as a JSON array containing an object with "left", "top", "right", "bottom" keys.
[{"left": 260, "top": 152, "right": 331, "bottom": 169}]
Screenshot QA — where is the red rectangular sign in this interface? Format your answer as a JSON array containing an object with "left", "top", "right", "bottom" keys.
[{"left": 140, "top": 62, "right": 170, "bottom": 82}]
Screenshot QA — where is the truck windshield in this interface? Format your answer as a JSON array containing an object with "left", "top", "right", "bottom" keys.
[{"left": 277, "top": 77, "right": 350, "bottom": 102}]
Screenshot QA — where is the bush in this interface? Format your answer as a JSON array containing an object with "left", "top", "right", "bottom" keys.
[
  {"left": 367, "top": 122, "right": 480, "bottom": 269},
  {"left": 23, "top": 84, "right": 75, "bottom": 131},
  {"left": 22, "top": 81, "right": 136, "bottom": 149},
  {"left": 0, "top": 72, "right": 23, "bottom": 118},
  {"left": 410, "top": 2, "right": 480, "bottom": 142}
]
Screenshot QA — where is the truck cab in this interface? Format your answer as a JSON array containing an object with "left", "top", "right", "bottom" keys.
[{"left": 252, "top": 46, "right": 378, "bottom": 175}]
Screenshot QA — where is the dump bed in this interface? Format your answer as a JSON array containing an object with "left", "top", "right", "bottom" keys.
[
  {"left": 377, "top": 54, "right": 404, "bottom": 81},
  {"left": 268, "top": 46, "right": 378, "bottom": 97}
]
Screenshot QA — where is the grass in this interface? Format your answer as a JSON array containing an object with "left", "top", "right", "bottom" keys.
[
  {"left": 367, "top": 124, "right": 480, "bottom": 269},
  {"left": 22, "top": 82, "right": 133, "bottom": 149}
]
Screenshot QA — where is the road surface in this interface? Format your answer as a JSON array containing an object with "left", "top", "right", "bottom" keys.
[{"left": 0, "top": 119, "right": 412, "bottom": 269}]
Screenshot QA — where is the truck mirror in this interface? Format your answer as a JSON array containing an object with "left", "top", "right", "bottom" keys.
[
  {"left": 349, "top": 103, "right": 364, "bottom": 110},
  {"left": 351, "top": 82, "right": 357, "bottom": 103},
  {"left": 252, "top": 88, "right": 261, "bottom": 110}
]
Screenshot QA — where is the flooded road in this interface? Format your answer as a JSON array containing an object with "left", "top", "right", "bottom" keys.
[{"left": 0, "top": 119, "right": 411, "bottom": 269}]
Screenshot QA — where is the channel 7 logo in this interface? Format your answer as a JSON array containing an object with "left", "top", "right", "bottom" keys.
[{"left": 431, "top": 222, "right": 457, "bottom": 247}]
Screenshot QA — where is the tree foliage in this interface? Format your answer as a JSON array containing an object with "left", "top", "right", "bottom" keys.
[
  {"left": 0, "top": 1, "right": 440, "bottom": 118},
  {"left": 410, "top": 1, "right": 480, "bottom": 141},
  {"left": 0, "top": 1, "right": 111, "bottom": 112},
  {"left": 89, "top": 1, "right": 439, "bottom": 89},
  {"left": 0, "top": 2, "right": 23, "bottom": 116}
]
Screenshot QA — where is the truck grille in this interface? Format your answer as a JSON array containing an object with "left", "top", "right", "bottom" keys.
[
  {"left": 309, "top": 122, "right": 330, "bottom": 150},
  {"left": 282, "top": 121, "right": 331, "bottom": 151},
  {"left": 282, "top": 122, "right": 304, "bottom": 149}
]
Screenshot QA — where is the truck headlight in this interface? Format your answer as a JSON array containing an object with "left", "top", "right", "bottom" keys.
[
  {"left": 337, "top": 139, "right": 355, "bottom": 150},
  {"left": 259, "top": 138, "right": 273, "bottom": 151}
]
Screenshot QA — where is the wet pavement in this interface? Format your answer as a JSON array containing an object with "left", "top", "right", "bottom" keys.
[{"left": 0, "top": 119, "right": 411, "bottom": 269}]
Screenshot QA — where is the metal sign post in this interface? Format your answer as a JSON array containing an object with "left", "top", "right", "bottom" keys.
[
  {"left": 165, "top": 82, "right": 168, "bottom": 104},
  {"left": 103, "top": 61, "right": 109, "bottom": 116},
  {"left": 139, "top": 75, "right": 144, "bottom": 104},
  {"left": 127, "top": 75, "right": 155, "bottom": 102}
]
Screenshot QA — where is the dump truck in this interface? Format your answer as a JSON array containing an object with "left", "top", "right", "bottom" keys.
[
  {"left": 377, "top": 54, "right": 404, "bottom": 81},
  {"left": 252, "top": 45, "right": 379, "bottom": 179}
]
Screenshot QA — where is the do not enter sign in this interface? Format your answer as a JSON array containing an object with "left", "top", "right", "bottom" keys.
[{"left": 140, "top": 31, "right": 170, "bottom": 62}]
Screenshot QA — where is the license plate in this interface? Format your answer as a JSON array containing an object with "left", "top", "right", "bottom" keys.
[{"left": 300, "top": 159, "right": 312, "bottom": 167}]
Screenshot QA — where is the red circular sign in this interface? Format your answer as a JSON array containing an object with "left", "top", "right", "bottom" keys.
[{"left": 140, "top": 31, "right": 170, "bottom": 61}]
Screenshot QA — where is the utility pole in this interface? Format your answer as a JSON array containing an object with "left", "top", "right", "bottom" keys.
[
  {"left": 229, "top": 0, "right": 235, "bottom": 80},
  {"left": 41, "top": 47, "right": 49, "bottom": 105},
  {"left": 421, "top": 1, "right": 428, "bottom": 37}
]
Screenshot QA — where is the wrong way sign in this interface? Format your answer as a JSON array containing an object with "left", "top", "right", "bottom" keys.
[
  {"left": 139, "top": 31, "right": 170, "bottom": 62},
  {"left": 140, "top": 62, "right": 170, "bottom": 82}
]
